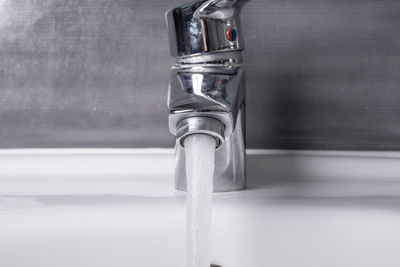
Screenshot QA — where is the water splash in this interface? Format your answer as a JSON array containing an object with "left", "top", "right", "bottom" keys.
[{"left": 185, "top": 134, "right": 216, "bottom": 267}]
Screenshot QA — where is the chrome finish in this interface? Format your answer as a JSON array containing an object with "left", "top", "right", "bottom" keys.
[
  {"left": 166, "top": 0, "right": 248, "bottom": 58},
  {"left": 174, "top": 108, "right": 245, "bottom": 192},
  {"left": 168, "top": 63, "right": 245, "bottom": 138},
  {"left": 166, "top": 0, "right": 248, "bottom": 192},
  {"left": 176, "top": 51, "right": 242, "bottom": 65},
  {"left": 176, "top": 117, "right": 225, "bottom": 149}
]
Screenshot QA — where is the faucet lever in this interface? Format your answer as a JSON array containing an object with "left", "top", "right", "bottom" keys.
[{"left": 166, "top": 0, "right": 248, "bottom": 58}]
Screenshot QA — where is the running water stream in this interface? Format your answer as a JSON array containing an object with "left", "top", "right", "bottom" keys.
[{"left": 184, "top": 134, "right": 216, "bottom": 267}]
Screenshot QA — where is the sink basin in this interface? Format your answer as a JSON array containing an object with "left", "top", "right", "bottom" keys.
[{"left": 1, "top": 149, "right": 400, "bottom": 267}]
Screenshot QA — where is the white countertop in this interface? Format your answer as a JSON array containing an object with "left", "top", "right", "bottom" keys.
[{"left": 1, "top": 149, "right": 400, "bottom": 267}]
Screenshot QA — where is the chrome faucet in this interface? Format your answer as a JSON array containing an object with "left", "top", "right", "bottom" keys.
[{"left": 166, "top": 0, "right": 248, "bottom": 192}]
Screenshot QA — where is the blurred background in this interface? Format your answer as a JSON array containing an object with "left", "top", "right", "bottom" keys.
[{"left": 0, "top": 0, "right": 399, "bottom": 150}]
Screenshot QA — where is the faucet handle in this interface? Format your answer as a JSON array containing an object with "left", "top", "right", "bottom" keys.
[{"left": 165, "top": 0, "right": 248, "bottom": 58}]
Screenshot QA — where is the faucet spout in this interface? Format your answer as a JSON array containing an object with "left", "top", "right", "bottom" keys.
[{"left": 166, "top": 0, "right": 248, "bottom": 192}]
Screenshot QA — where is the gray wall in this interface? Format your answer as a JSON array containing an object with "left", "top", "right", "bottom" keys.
[{"left": 0, "top": 0, "right": 399, "bottom": 150}]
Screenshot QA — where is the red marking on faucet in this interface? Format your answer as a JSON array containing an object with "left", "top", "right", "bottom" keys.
[
  {"left": 226, "top": 27, "right": 237, "bottom": 42},
  {"left": 219, "top": 79, "right": 228, "bottom": 86}
]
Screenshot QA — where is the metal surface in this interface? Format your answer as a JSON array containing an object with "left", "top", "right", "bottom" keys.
[
  {"left": 168, "top": 61, "right": 244, "bottom": 138},
  {"left": 176, "top": 117, "right": 225, "bottom": 149},
  {"left": 166, "top": 0, "right": 247, "bottom": 57},
  {"left": 167, "top": 0, "right": 247, "bottom": 192},
  {"left": 0, "top": 0, "right": 400, "bottom": 150},
  {"left": 174, "top": 108, "right": 246, "bottom": 192}
]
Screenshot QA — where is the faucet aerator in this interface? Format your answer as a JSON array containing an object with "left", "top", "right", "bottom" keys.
[{"left": 176, "top": 117, "right": 225, "bottom": 150}]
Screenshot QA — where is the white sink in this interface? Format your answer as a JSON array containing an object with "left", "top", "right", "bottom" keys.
[{"left": 1, "top": 149, "right": 400, "bottom": 267}]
